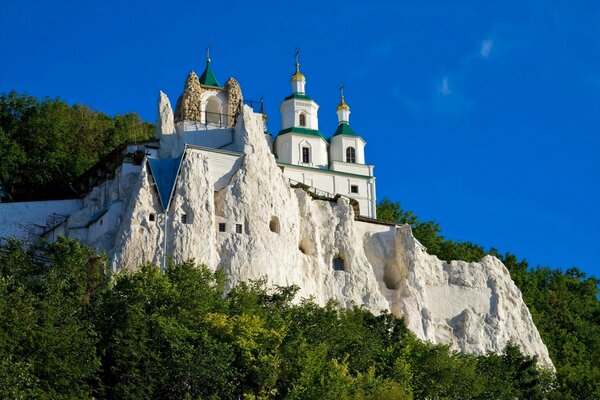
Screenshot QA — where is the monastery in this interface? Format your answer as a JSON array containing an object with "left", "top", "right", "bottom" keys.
[{"left": 0, "top": 52, "right": 554, "bottom": 368}]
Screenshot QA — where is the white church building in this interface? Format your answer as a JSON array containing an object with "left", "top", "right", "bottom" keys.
[
  {"left": 160, "top": 52, "right": 377, "bottom": 218},
  {"left": 273, "top": 58, "right": 376, "bottom": 218},
  {"left": 0, "top": 52, "right": 377, "bottom": 249}
]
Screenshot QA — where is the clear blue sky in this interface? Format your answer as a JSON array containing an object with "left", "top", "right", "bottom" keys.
[{"left": 1, "top": 1, "right": 598, "bottom": 277}]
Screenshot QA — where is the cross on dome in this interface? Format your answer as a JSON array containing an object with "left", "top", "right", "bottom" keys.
[
  {"left": 291, "top": 48, "right": 305, "bottom": 82},
  {"left": 337, "top": 82, "right": 350, "bottom": 111}
]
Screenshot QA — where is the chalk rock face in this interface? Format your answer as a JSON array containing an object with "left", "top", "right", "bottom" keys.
[
  {"left": 112, "top": 151, "right": 217, "bottom": 270},
  {"left": 174, "top": 71, "right": 204, "bottom": 123},
  {"left": 97, "top": 105, "right": 552, "bottom": 368},
  {"left": 364, "top": 228, "right": 552, "bottom": 366},
  {"left": 157, "top": 91, "right": 175, "bottom": 136}
]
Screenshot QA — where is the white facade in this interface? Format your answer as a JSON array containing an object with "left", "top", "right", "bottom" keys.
[
  {"left": 280, "top": 97, "right": 319, "bottom": 130},
  {"left": 274, "top": 134, "right": 329, "bottom": 169},
  {"left": 329, "top": 134, "right": 366, "bottom": 165}
]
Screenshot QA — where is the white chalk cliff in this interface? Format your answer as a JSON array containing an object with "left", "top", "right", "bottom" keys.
[{"left": 65, "top": 105, "right": 553, "bottom": 369}]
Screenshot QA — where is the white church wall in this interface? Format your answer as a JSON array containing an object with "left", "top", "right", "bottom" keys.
[
  {"left": 280, "top": 99, "right": 320, "bottom": 130},
  {"left": 0, "top": 199, "right": 82, "bottom": 244},
  {"left": 276, "top": 135, "right": 328, "bottom": 168},
  {"left": 329, "top": 135, "right": 366, "bottom": 164},
  {"left": 279, "top": 164, "right": 376, "bottom": 218},
  {"left": 330, "top": 160, "right": 373, "bottom": 177}
]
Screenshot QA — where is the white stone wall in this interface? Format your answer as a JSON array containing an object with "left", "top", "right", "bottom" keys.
[{"left": 0, "top": 199, "right": 82, "bottom": 243}]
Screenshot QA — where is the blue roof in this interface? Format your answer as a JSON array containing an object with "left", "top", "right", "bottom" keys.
[{"left": 147, "top": 157, "right": 182, "bottom": 210}]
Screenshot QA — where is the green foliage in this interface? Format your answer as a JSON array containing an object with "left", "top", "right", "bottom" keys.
[
  {"left": 0, "top": 239, "right": 559, "bottom": 399},
  {"left": 492, "top": 252, "right": 600, "bottom": 399},
  {"left": 377, "top": 199, "right": 487, "bottom": 262},
  {"left": 0, "top": 91, "right": 155, "bottom": 200},
  {"left": 377, "top": 198, "right": 600, "bottom": 399},
  {"left": 0, "top": 238, "right": 105, "bottom": 399}
]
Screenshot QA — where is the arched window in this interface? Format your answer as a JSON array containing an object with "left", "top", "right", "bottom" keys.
[
  {"left": 346, "top": 146, "right": 356, "bottom": 163},
  {"left": 299, "top": 113, "right": 306, "bottom": 127},
  {"left": 206, "top": 96, "right": 222, "bottom": 125}
]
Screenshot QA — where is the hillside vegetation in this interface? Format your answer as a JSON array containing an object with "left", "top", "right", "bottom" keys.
[{"left": 0, "top": 92, "right": 155, "bottom": 200}]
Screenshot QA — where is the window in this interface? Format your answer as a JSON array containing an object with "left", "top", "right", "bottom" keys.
[
  {"left": 346, "top": 146, "right": 356, "bottom": 163},
  {"left": 299, "top": 113, "right": 306, "bottom": 127},
  {"left": 218, "top": 223, "right": 226, "bottom": 232},
  {"left": 350, "top": 185, "right": 359, "bottom": 194},
  {"left": 302, "top": 147, "right": 310, "bottom": 163},
  {"left": 181, "top": 214, "right": 188, "bottom": 224},
  {"left": 149, "top": 213, "right": 156, "bottom": 222},
  {"left": 236, "top": 224, "right": 243, "bottom": 234},
  {"left": 332, "top": 257, "right": 345, "bottom": 271},
  {"left": 206, "top": 96, "right": 222, "bottom": 125}
]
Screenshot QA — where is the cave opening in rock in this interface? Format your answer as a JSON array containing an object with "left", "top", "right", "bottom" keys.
[
  {"left": 383, "top": 262, "right": 401, "bottom": 290},
  {"left": 269, "top": 216, "right": 280, "bottom": 233},
  {"left": 298, "top": 237, "right": 315, "bottom": 255}
]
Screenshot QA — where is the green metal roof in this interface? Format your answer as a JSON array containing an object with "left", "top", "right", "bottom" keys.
[
  {"left": 332, "top": 122, "right": 359, "bottom": 137},
  {"left": 277, "top": 127, "right": 327, "bottom": 141},
  {"left": 198, "top": 61, "right": 221, "bottom": 87},
  {"left": 284, "top": 93, "right": 312, "bottom": 101}
]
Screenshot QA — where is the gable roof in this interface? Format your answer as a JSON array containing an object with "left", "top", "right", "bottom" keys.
[{"left": 147, "top": 156, "right": 182, "bottom": 210}]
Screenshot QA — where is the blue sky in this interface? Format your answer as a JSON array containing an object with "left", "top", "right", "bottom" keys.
[{"left": 1, "top": 1, "right": 598, "bottom": 277}]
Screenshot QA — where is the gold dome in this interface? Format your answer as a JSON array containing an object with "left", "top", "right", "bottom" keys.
[
  {"left": 337, "top": 96, "right": 350, "bottom": 111},
  {"left": 290, "top": 62, "right": 305, "bottom": 82}
]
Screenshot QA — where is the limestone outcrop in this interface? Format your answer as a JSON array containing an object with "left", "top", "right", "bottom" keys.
[
  {"left": 224, "top": 77, "right": 243, "bottom": 125},
  {"left": 174, "top": 71, "right": 204, "bottom": 123},
  {"left": 63, "top": 105, "right": 553, "bottom": 369},
  {"left": 157, "top": 91, "right": 175, "bottom": 136}
]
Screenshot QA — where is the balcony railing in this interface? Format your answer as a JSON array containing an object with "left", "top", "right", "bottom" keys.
[
  {"left": 203, "top": 111, "right": 234, "bottom": 128},
  {"left": 244, "top": 98, "right": 265, "bottom": 113}
]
